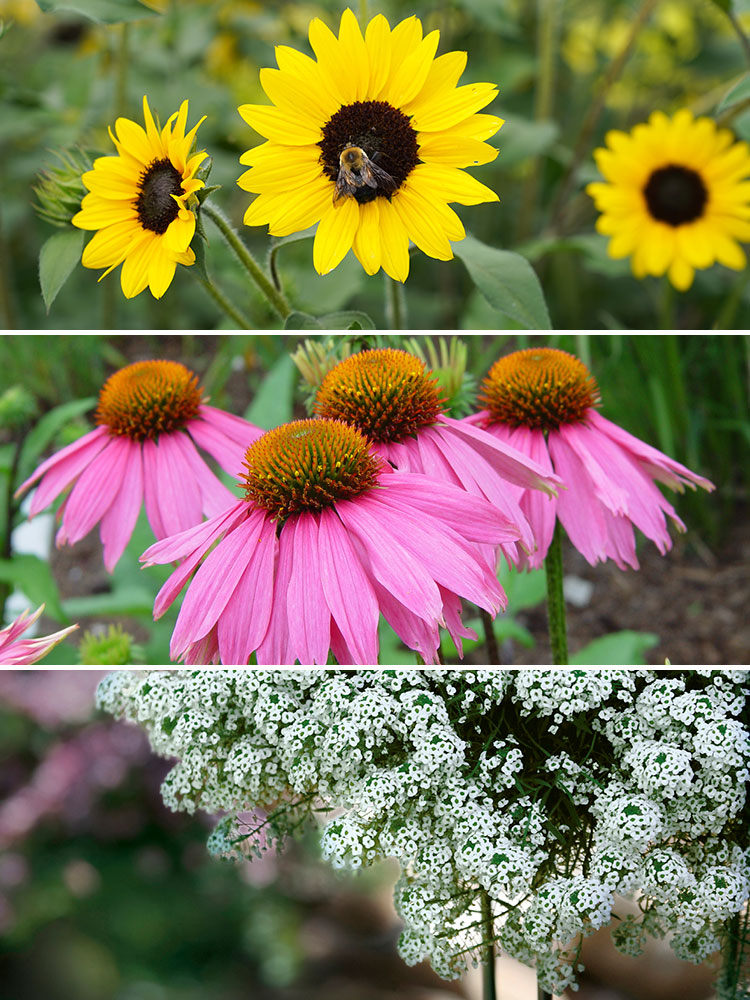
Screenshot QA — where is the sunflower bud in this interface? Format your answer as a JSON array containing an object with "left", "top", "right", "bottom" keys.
[{"left": 33, "top": 148, "right": 93, "bottom": 227}]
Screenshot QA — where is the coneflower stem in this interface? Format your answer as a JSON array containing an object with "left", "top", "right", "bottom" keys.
[
  {"left": 481, "top": 608, "right": 500, "bottom": 663},
  {"left": 201, "top": 202, "right": 291, "bottom": 321},
  {"left": 481, "top": 890, "right": 497, "bottom": 1000},
  {"left": 197, "top": 275, "right": 252, "bottom": 329},
  {"left": 544, "top": 520, "right": 568, "bottom": 665}
]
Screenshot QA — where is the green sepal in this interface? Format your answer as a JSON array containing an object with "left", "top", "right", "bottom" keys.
[{"left": 196, "top": 184, "right": 221, "bottom": 205}]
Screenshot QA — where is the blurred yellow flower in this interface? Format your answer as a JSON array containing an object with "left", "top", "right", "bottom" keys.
[{"left": 587, "top": 109, "right": 750, "bottom": 290}]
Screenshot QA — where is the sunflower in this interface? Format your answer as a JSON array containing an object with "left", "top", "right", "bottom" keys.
[
  {"left": 586, "top": 109, "right": 750, "bottom": 290},
  {"left": 72, "top": 96, "right": 207, "bottom": 299},
  {"left": 237, "top": 8, "right": 503, "bottom": 281}
]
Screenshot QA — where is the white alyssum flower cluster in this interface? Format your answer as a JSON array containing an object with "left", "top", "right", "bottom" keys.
[{"left": 97, "top": 669, "right": 749, "bottom": 995}]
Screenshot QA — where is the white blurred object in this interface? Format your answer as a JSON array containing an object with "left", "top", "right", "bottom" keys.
[
  {"left": 5, "top": 493, "right": 54, "bottom": 630},
  {"left": 564, "top": 574, "right": 594, "bottom": 608}
]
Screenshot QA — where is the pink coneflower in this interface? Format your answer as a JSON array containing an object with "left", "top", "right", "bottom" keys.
[
  {"left": 141, "top": 418, "right": 522, "bottom": 665},
  {"left": 466, "top": 347, "right": 714, "bottom": 570},
  {"left": 16, "top": 360, "right": 263, "bottom": 571},
  {"left": 312, "top": 348, "right": 562, "bottom": 563},
  {"left": 0, "top": 605, "right": 77, "bottom": 665}
]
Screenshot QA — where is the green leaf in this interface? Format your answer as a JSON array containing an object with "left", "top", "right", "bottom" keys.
[
  {"left": 570, "top": 630, "right": 659, "bottom": 666},
  {"left": 498, "top": 564, "right": 547, "bottom": 611},
  {"left": 39, "top": 229, "right": 84, "bottom": 313},
  {"left": 17, "top": 396, "right": 96, "bottom": 485},
  {"left": 244, "top": 353, "right": 295, "bottom": 429},
  {"left": 283, "top": 310, "right": 375, "bottom": 330},
  {"left": 0, "top": 554, "right": 66, "bottom": 623},
  {"left": 707, "top": 0, "right": 731, "bottom": 11},
  {"left": 34, "top": 0, "right": 159, "bottom": 23},
  {"left": 717, "top": 74, "right": 750, "bottom": 113},
  {"left": 454, "top": 234, "right": 551, "bottom": 329}
]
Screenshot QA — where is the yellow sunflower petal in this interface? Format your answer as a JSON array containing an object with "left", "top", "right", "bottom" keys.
[
  {"left": 410, "top": 163, "right": 498, "bottom": 205},
  {"left": 378, "top": 199, "right": 411, "bottom": 282},
  {"left": 259, "top": 67, "right": 335, "bottom": 125},
  {"left": 273, "top": 45, "right": 341, "bottom": 119},
  {"left": 418, "top": 134, "right": 498, "bottom": 168},
  {"left": 238, "top": 103, "right": 322, "bottom": 145},
  {"left": 308, "top": 16, "right": 349, "bottom": 105},
  {"left": 642, "top": 225, "right": 675, "bottom": 275},
  {"left": 709, "top": 230, "right": 746, "bottom": 270},
  {"left": 675, "top": 223, "right": 714, "bottom": 269},
  {"left": 268, "top": 179, "right": 332, "bottom": 237},
  {"left": 383, "top": 29, "right": 440, "bottom": 108},
  {"left": 404, "top": 50, "right": 467, "bottom": 114},
  {"left": 337, "top": 8, "right": 370, "bottom": 101},
  {"left": 148, "top": 240, "right": 179, "bottom": 299},
  {"left": 352, "top": 199, "right": 382, "bottom": 275},
  {"left": 668, "top": 256, "right": 694, "bottom": 291},
  {"left": 419, "top": 112, "right": 503, "bottom": 145},
  {"left": 114, "top": 116, "right": 155, "bottom": 166},
  {"left": 411, "top": 83, "right": 498, "bottom": 133},
  {"left": 142, "top": 95, "right": 163, "bottom": 154},
  {"left": 313, "top": 199, "right": 360, "bottom": 275},
  {"left": 391, "top": 187, "right": 454, "bottom": 260},
  {"left": 72, "top": 196, "right": 138, "bottom": 230},
  {"left": 80, "top": 220, "right": 139, "bottom": 269},
  {"left": 164, "top": 208, "right": 195, "bottom": 253},
  {"left": 120, "top": 232, "right": 159, "bottom": 299},
  {"left": 82, "top": 165, "right": 142, "bottom": 200},
  {"left": 365, "top": 14, "right": 392, "bottom": 98},
  {"left": 239, "top": 141, "right": 283, "bottom": 168}
]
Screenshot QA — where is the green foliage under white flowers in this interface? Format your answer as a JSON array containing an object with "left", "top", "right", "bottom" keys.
[{"left": 98, "top": 668, "right": 750, "bottom": 996}]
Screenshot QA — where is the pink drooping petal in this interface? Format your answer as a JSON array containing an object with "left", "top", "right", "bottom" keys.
[
  {"left": 142, "top": 500, "right": 246, "bottom": 567},
  {"left": 285, "top": 513, "right": 331, "bottom": 665},
  {"left": 171, "top": 430, "right": 237, "bottom": 517},
  {"left": 425, "top": 425, "right": 536, "bottom": 554},
  {"left": 442, "top": 415, "right": 562, "bottom": 494},
  {"left": 369, "top": 578, "right": 441, "bottom": 664},
  {"left": 0, "top": 606, "right": 77, "bottom": 665},
  {"left": 170, "top": 512, "right": 264, "bottom": 657},
  {"left": 15, "top": 426, "right": 110, "bottom": 506},
  {"left": 602, "top": 507, "right": 640, "bottom": 570},
  {"left": 99, "top": 442, "right": 144, "bottom": 571},
  {"left": 256, "top": 525, "right": 295, "bottom": 665},
  {"left": 373, "top": 437, "right": 420, "bottom": 472},
  {"left": 378, "top": 471, "right": 523, "bottom": 544},
  {"left": 438, "top": 584, "right": 478, "bottom": 660},
  {"left": 359, "top": 492, "right": 505, "bottom": 614},
  {"left": 508, "top": 426, "right": 558, "bottom": 569},
  {"left": 61, "top": 435, "right": 132, "bottom": 544},
  {"left": 216, "top": 512, "right": 277, "bottom": 665},
  {"left": 150, "top": 433, "right": 204, "bottom": 537},
  {"left": 329, "top": 618, "right": 356, "bottom": 666},
  {"left": 335, "top": 497, "right": 444, "bottom": 624},
  {"left": 149, "top": 503, "right": 249, "bottom": 620},
  {"left": 142, "top": 439, "right": 166, "bottom": 539},
  {"left": 0, "top": 605, "right": 44, "bottom": 644},
  {"left": 188, "top": 406, "right": 262, "bottom": 479},
  {"left": 557, "top": 423, "right": 631, "bottom": 516},
  {"left": 183, "top": 625, "right": 220, "bottom": 665},
  {"left": 317, "top": 507, "right": 380, "bottom": 665},
  {"left": 548, "top": 432, "right": 612, "bottom": 567},
  {"left": 568, "top": 423, "right": 682, "bottom": 553},
  {"left": 415, "top": 428, "right": 465, "bottom": 484},
  {"left": 587, "top": 411, "right": 715, "bottom": 492}
]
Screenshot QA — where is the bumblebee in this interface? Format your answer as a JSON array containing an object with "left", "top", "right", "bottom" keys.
[{"left": 333, "top": 146, "right": 398, "bottom": 206}]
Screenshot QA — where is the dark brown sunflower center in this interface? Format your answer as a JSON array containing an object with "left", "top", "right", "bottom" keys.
[
  {"left": 478, "top": 348, "right": 600, "bottom": 430},
  {"left": 644, "top": 165, "right": 707, "bottom": 226},
  {"left": 240, "top": 419, "right": 381, "bottom": 519},
  {"left": 318, "top": 101, "right": 419, "bottom": 202},
  {"left": 314, "top": 348, "right": 445, "bottom": 443},
  {"left": 95, "top": 360, "right": 203, "bottom": 440},
  {"left": 136, "top": 159, "right": 184, "bottom": 234}
]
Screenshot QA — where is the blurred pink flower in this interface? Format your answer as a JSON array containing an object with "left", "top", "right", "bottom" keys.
[
  {"left": 468, "top": 347, "right": 714, "bottom": 570},
  {"left": 0, "top": 670, "right": 106, "bottom": 725},
  {"left": 313, "top": 348, "right": 562, "bottom": 563},
  {"left": 0, "top": 606, "right": 77, "bottom": 665},
  {"left": 16, "top": 360, "right": 263, "bottom": 571},
  {"left": 141, "top": 419, "right": 522, "bottom": 665}
]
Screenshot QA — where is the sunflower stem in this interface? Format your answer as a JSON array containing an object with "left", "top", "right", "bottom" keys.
[
  {"left": 548, "top": 0, "right": 658, "bottom": 234},
  {"left": 480, "top": 608, "right": 500, "bottom": 663},
  {"left": 516, "top": 0, "right": 559, "bottom": 243},
  {"left": 385, "top": 274, "right": 406, "bottom": 329},
  {"left": 481, "top": 891, "right": 497, "bottom": 1000},
  {"left": 723, "top": 7, "right": 750, "bottom": 69},
  {"left": 198, "top": 274, "right": 253, "bottom": 329},
  {"left": 658, "top": 277, "right": 676, "bottom": 330},
  {"left": 544, "top": 520, "right": 568, "bottom": 665},
  {"left": 201, "top": 202, "right": 291, "bottom": 321}
]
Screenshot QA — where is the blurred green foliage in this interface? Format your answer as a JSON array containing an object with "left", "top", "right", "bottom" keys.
[{"left": 1, "top": 0, "right": 750, "bottom": 328}]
